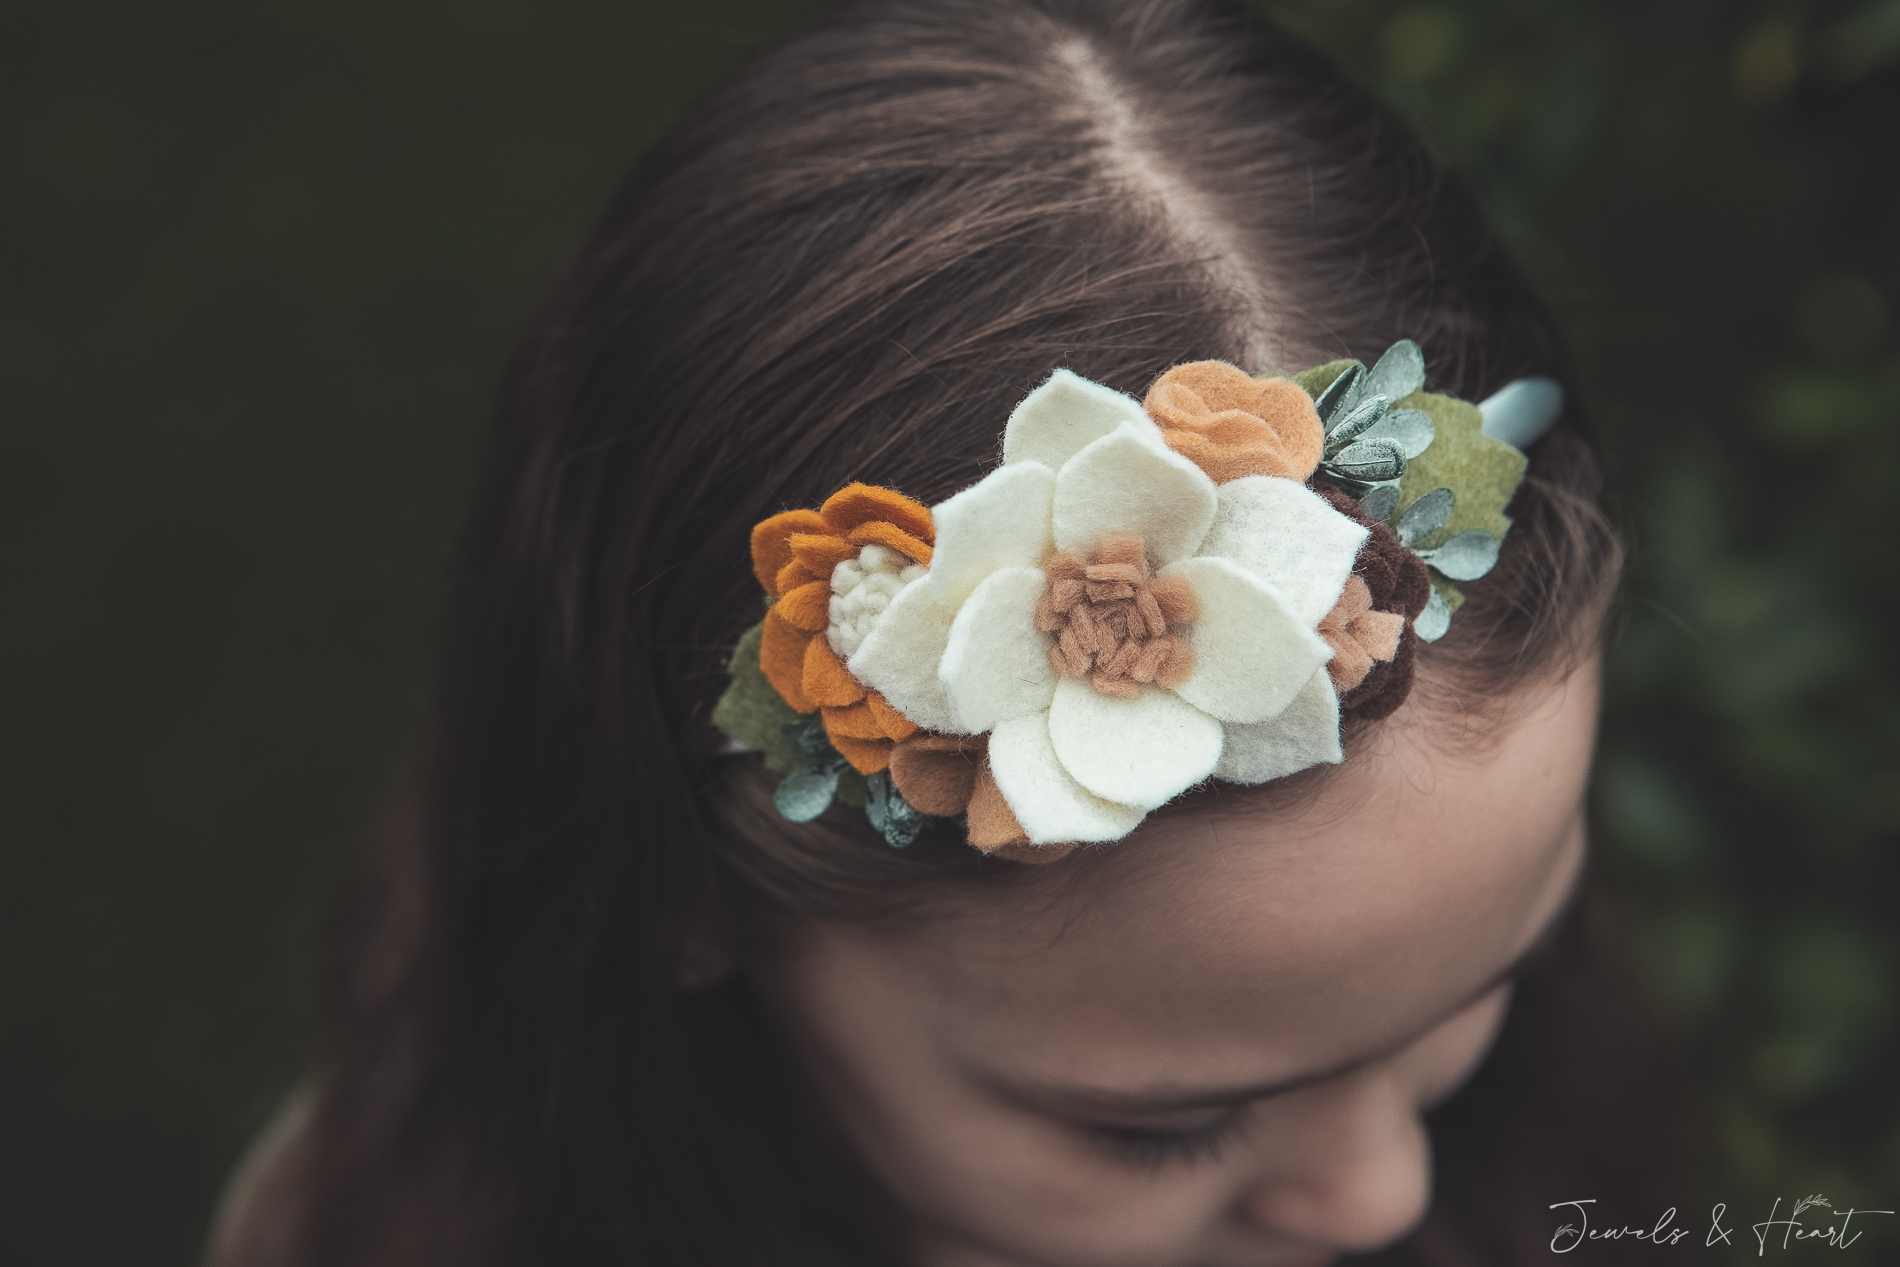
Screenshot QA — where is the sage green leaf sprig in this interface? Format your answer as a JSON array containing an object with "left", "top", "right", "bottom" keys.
[
  {"left": 712, "top": 621, "right": 941, "bottom": 847},
  {"left": 1292, "top": 341, "right": 1530, "bottom": 646},
  {"left": 769, "top": 712, "right": 939, "bottom": 848},
  {"left": 1312, "top": 339, "right": 1438, "bottom": 494}
]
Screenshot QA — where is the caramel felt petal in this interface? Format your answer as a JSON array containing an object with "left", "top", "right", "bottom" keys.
[
  {"left": 1195, "top": 476, "right": 1367, "bottom": 628},
  {"left": 821, "top": 700, "right": 885, "bottom": 740},
  {"left": 760, "top": 609, "right": 816, "bottom": 713},
  {"left": 888, "top": 733, "right": 982, "bottom": 816},
  {"left": 847, "top": 520, "right": 933, "bottom": 565},
  {"left": 788, "top": 532, "right": 858, "bottom": 574},
  {"left": 1144, "top": 363, "right": 1325, "bottom": 483},
  {"left": 820, "top": 483, "right": 935, "bottom": 543},
  {"left": 1052, "top": 422, "right": 1217, "bottom": 567},
  {"left": 1214, "top": 670, "right": 1343, "bottom": 784},
  {"left": 967, "top": 753, "right": 1035, "bottom": 851},
  {"left": 846, "top": 574, "right": 960, "bottom": 733},
  {"left": 987, "top": 710, "right": 1148, "bottom": 844},
  {"left": 775, "top": 559, "right": 821, "bottom": 599},
  {"left": 929, "top": 463, "right": 1056, "bottom": 609},
  {"left": 753, "top": 510, "right": 829, "bottom": 595},
  {"left": 827, "top": 731, "right": 893, "bottom": 775},
  {"left": 865, "top": 691, "right": 919, "bottom": 742},
  {"left": 939, "top": 566, "right": 1058, "bottom": 734},
  {"left": 1160, "top": 556, "right": 1330, "bottom": 724},
  {"left": 803, "top": 636, "right": 866, "bottom": 708},
  {"left": 776, "top": 580, "right": 832, "bottom": 634},
  {"left": 1002, "top": 368, "right": 1156, "bottom": 472},
  {"left": 1046, "top": 678, "right": 1222, "bottom": 809}
]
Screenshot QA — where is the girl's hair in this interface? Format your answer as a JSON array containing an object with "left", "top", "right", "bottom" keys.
[{"left": 222, "top": 1, "right": 1674, "bottom": 1263}]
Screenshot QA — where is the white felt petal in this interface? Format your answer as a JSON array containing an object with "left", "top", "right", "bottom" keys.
[
  {"left": 1162, "top": 556, "right": 1333, "bottom": 725},
  {"left": 1213, "top": 670, "right": 1343, "bottom": 784},
  {"left": 1046, "top": 678, "right": 1223, "bottom": 810},
  {"left": 1003, "top": 369, "right": 1157, "bottom": 472},
  {"left": 938, "top": 566, "right": 1058, "bottom": 733},
  {"left": 1051, "top": 422, "right": 1218, "bottom": 566},
  {"left": 929, "top": 463, "right": 1056, "bottom": 610},
  {"left": 987, "top": 711, "right": 1149, "bottom": 844},
  {"left": 846, "top": 575, "right": 961, "bottom": 733},
  {"left": 1196, "top": 476, "right": 1368, "bottom": 628}
]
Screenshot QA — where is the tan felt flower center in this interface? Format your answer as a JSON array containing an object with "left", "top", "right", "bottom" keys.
[{"left": 1035, "top": 535, "right": 1195, "bottom": 699}]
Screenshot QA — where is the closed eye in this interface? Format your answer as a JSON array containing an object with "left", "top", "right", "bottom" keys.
[{"left": 1082, "top": 1106, "right": 1251, "bottom": 1172}]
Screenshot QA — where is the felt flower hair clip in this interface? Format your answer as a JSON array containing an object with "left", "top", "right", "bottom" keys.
[{"left": 714, "top": 343, "right": 1560, "bottom": 861}]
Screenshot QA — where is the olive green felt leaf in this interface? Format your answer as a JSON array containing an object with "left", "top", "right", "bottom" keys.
[
  {"left": 1393, "top": 391, "right": 1526, "bottom": 552},
  {"left": 711, "top": 622, "right": 808, "bottom": 775}
]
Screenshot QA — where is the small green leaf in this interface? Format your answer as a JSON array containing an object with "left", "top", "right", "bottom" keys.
[
  {"left": 1396, "top": 487, "right": 1455, "bottom": 545},
  {"left": 1359, "top": 485, "right": 1400, "bottom": 524},
  {"left": 1313, "top": 361, "right": 1366, "bottom": 424},
  {"left": 1415, "top": 587, "right": 1451, "bottom": 642},
  {"left": 775, "top": 763, "right": 842, "bottom": 822},
  {"left": 1328, "top": 437, "right": 1406, "bottom": 481},
  {"left": 1361, "top": 407, "right": 1435, "bottom": 459},
  {"left": 1421, "top": 530, "right": 1500, "bottom": 581},
  {"left": 1324, "top": 395, "right": 1390, "bottom": 449},
  {"left": 1364, "top": 339, "right": 1426, "bottom": 404},
  {"left": 864, "top": 771, "right": 929, "bottom": 848}
]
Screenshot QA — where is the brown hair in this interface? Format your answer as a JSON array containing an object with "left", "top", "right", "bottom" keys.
[{"left": 213, "top": 2, "right": 1672, "bottom": 1264}]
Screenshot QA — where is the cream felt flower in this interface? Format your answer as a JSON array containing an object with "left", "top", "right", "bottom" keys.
[{"left": 848, "top": 369, "right": 1370, "bottom": 847}]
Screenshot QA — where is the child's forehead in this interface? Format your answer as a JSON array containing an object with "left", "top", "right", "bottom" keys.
[{"left": 867, "top": 657, "right": 1600, "bottom": 1051}]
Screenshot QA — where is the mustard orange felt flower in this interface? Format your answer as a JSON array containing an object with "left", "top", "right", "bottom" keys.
[{"left": 750, "top": 484, "right": 935, "bottom": 774}]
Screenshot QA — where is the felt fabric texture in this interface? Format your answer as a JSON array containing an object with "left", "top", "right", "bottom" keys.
[
  {"left": 1002, "top": 368, "right": 1153, "bottom": 472},
  {"left": 1314, "top": 486, "right": 1431, "bottom": 722},
  {"left": 966, "top": 750, "right": 1035, "bottom": 853},
  {"left": 1051, "top": 421, "right": 1217, "bottom": 565},
  {"left": 928, "top": 461, "right": 1056, "bottom": 609},
  {"left": 752, "top": 509, "right": 828, "bottom": 594},
  {"left": 1392, "top": 391, "right": 1526, "bottom": 552},
  {"left": 1046, "top": 677, "right": 1223, "bottom": 809},
  {"left": 1036, "top": 538, "right": 1194, "bottom": 698},
  {"left": 986, "top": 711, "right": 1147, "bottom": 844},
  {"left": 826, "top": 544, "right": 926, "bottom": 658},
  {"left": 760, "top": 608, "right": 816, "bottom": 713},
  {"left": 749, "top": 485, "right": 937, "bottom": 760},
  {"left": 939, "top": 565, "right": 1058, "bottom": 733},
  {"left": 710, "top": 623, "right": 809, "bottom": 775},
  {"left": 1317, "top": 575, "right": 1406, "bottom": 694},
  {"left": 847, "top": 520, "right": 933, "bottom": 564},
  {"left": 888, "top": 732, "right": 983, "bottom": 816},
  {"left": 1143, "top": 362, "right": 1325, "bottom": 483},
  {"left": 1194, "top": 476, "right": 1367, "bottom": 628},
  {"left": 847, "top": 575, "right": 961, "bottom": 733},
  {"left": 829, "top": 731, "right": 894, "bottom": 775},
  {"left": 1292, "top": 359, "right": 1359, "bottom": 402},
  {"left": 820, "top": 482, "right": 935, "bottom": 543},
  {"left": 1213, "top": 668, "right": 1344, "bottom": 783},
  {"left": 1162, "top": 555, "right": 1330, "bottom": 725},
  {"left": 802, "top": 636, "right": 866, "bottom": 708},
  {"left": 864, "top": 692, "right": 918, "bottom": 743}
]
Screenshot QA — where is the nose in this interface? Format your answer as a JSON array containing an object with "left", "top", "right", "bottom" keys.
[{"left": 1233, "top": 1073, "right": 1432, "bottom": 1253}]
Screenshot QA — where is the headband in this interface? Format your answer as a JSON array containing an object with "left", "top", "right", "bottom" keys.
[{"left": 713, "top": 342, "right": 1558, "bottom": 863}]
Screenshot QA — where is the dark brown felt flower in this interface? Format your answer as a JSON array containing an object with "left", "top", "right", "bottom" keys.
[{"left": 1314, "top": 486, "right": 1432, "bottom": 721}]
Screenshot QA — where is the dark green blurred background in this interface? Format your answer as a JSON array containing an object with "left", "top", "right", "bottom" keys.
[{"left": 2, "top": 1, "right": 1895, "bottom": 1263}]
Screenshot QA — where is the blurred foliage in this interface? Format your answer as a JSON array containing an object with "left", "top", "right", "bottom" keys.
[
  {"left": 0, "top": 0, "right": 1894, "bottom": 1263},
  {"left": 1268, "top": 0, "right": 1900, "bottom": 1257}
]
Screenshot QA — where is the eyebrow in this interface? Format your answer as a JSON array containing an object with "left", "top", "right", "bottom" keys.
[{"left": 990, "top": 868, "right": 1581, "bottom": 1120}]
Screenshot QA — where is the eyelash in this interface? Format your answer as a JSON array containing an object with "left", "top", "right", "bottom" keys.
[{"left": 1085, "top": 1108, "right": 1250, "bottom": 1172}]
